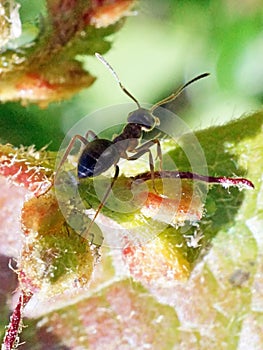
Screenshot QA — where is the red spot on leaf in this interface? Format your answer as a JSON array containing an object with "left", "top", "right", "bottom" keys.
[
  {"left": 15, "top": 73, "right": 57, "bottom": 102},
  {"left": 0, "top": 147, "right": 52, "bottom": 196},
  {"left": 123, "top": 237, "right": 190, "bottom": 285},
  {"left": 137, "top": 185, "right": 204, "bottom": 226}
]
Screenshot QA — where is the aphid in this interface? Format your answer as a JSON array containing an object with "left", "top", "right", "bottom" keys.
[{"left": 54, "top": 53, "right": 210, "bottom": 237}]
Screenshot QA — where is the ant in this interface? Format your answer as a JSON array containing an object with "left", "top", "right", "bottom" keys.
[{"left": 55, "top": 53, "right": 209, "bottom": 238}]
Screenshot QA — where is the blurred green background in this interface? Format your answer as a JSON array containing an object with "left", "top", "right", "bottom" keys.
[{"left": 0, "top": 0, "right": 262, "bottom": 150}]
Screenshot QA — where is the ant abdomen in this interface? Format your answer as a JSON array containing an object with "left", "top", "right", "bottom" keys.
[{"left": 78, "top": 139, "right": 119, "bottom": 178}]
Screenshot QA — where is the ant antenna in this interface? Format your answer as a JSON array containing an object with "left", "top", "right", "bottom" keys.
[
  {"left": 95, "top": 53, "right": 141, "bottom": 109},
  {"left": 150, "top": 72, "right": 210, "bottom": 113}
]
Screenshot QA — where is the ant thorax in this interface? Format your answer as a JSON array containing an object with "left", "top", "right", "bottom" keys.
[{"left": 112, "top": 123, "right": 141, "bottom": 153}]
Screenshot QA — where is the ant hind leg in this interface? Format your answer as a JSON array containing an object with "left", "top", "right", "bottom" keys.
[{"left": 41, "top": 133, "right": 91, "bottom": 196}]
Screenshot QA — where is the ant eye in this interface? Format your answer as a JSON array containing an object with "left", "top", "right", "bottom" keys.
[{"left": 127, "top": 108, "right": 155, "bottom": 130}]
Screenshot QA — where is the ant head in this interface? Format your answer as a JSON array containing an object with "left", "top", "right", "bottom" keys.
[{"left": 127, "top": 108, "right": 159, "bottom": 131}]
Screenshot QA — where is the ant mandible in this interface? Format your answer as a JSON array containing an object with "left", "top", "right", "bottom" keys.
[{"left": 55, "top": 53, "right": 209, "bottom": 236}]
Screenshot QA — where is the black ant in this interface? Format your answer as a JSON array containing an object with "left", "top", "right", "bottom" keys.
[{"left": 55, "top": 53, "right": 209, "bottom": 238}]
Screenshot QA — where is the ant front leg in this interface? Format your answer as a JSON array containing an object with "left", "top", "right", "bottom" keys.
[{"left": 127, "top": 139, "right": 162, "bottom": 193}]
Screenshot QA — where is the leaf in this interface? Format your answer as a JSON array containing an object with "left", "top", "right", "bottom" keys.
[
  {"left": 0, "top": 111, "right": 262, "bottom": 349},
  {"left": 23, "top": 280, "right": 180, "bottom": 349},
  {"left": 0, "top": 0, "right": 135, "bottom": 107}
]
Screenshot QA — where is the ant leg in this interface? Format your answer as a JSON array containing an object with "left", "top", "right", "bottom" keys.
[
  {"left": 128, "top": 139, "right": 162, "bottom": 192},
  {"left": 132, "top": 139, "right": 163, "bottom": 170},
  {"left": 41, "top": 135, "right": 89, "bottom": 196},
  {"left": 83, "top": 165, "right": 120, "bottom": 241},
  {"left": 55, "top": 134, "right": 88, "bottom": 182},
  {"left": 63, "top": 222, "right": 71, "bottom": 237},
  {"left": 56, "top": 130, "right": 97, "bottom": 183},
  {"left": 86, "top": 231, "right": 104, "bottom": 247},
  {"left": 85, "top": 130, "right": 98, "bottom": 141},
  {"left": 155, "top": 139, "right": 163, "bottom": 171},
  {"left": 78, "top": 130, "right": 98, "bottom": 155},
  {"left": 128, "top": 149, "right": 157, "bottom": 192},
  {"left": 88, "top": 232, "right": 95, "bottom": 245},
  {"left": 127, "top": 148, "right": 156, "bottom": 192},
  {"left": 41, "top": 134, "right": 89, "bottom": 195}
]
